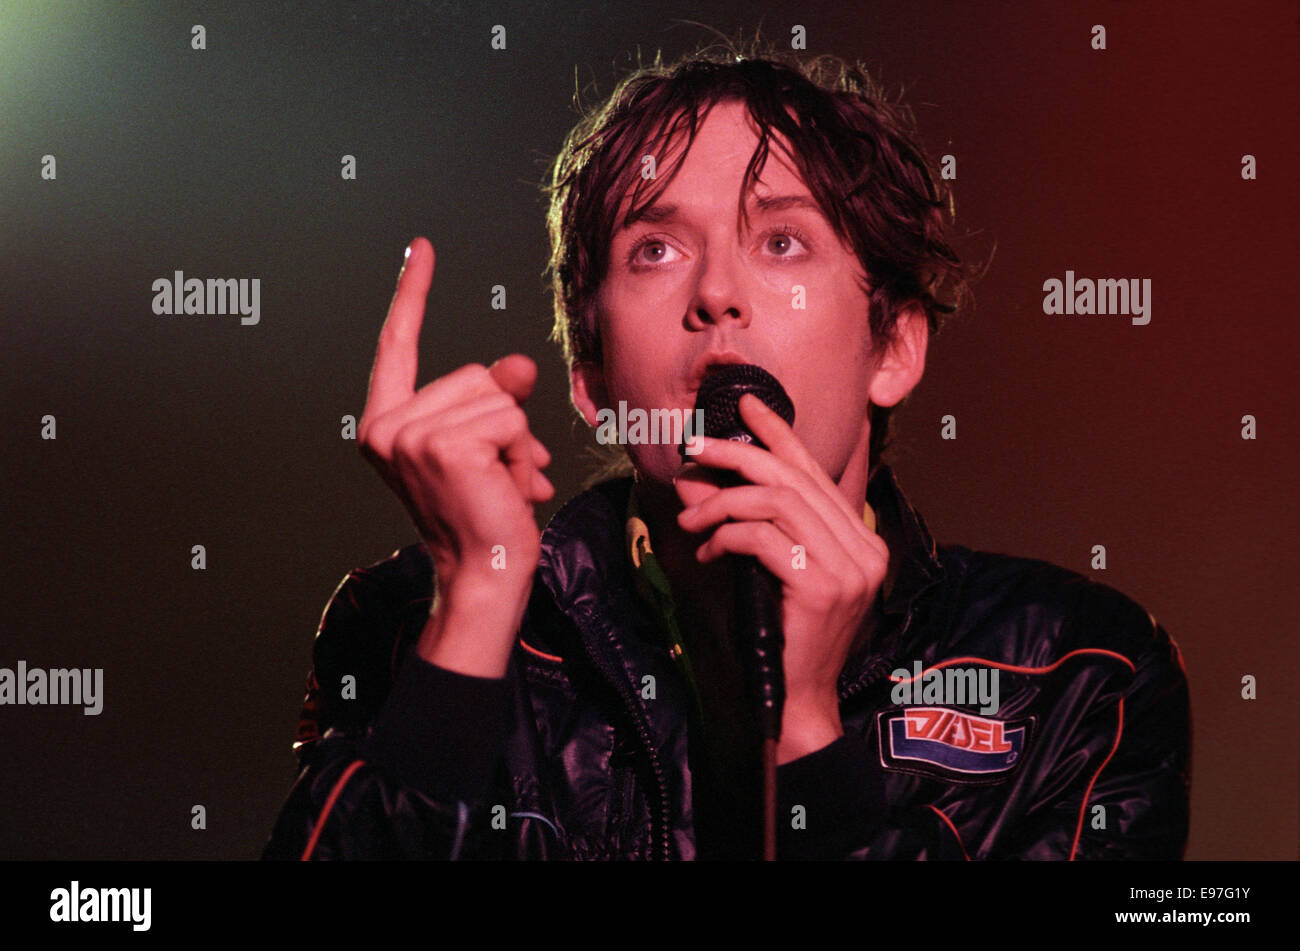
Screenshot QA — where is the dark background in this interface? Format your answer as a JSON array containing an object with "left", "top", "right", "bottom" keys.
[{"left": 1, "top": 0, "right": 1295, "bottom": 860}]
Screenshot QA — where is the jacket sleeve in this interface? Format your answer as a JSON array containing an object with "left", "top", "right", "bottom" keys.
[
  {"left": 994, "top": 590, "right": 1192, "bottom": 860},
  {"left": 776, "top": 732, "right": 970, "bottom": 861},
  {"left": 260, "top": 563, "right": 517, "bottom": 860}
]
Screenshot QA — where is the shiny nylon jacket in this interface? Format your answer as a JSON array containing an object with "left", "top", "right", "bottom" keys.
[{"left": 262, "top": 465, "right": 1191, "bottom": 860}]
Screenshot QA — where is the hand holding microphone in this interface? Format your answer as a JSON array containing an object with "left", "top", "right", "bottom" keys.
[
  {"left": 673, "top": 364, "right": 892, "bottom": 764},
  {"left": 677, "top": 365, "right": 796, "bottom": 742}
]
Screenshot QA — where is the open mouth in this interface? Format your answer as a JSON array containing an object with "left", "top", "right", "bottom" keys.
[{"left": 687, "top": 350, "right": 752, "bottom": 396}]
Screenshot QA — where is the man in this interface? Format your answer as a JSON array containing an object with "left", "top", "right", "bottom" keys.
[{"left": 262, "top": 45, "right": 1189, "bottom": 860}]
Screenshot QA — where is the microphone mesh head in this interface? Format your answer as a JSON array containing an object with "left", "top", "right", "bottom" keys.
[{"left": 682, "top": 364, "right": 795, "bottom": 459}]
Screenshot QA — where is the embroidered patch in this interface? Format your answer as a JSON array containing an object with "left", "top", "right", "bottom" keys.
[{"left": 877, "top": 707, "right": 1033, "bottom": 783}]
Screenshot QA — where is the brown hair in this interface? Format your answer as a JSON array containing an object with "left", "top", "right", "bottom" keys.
[{"left": 542, "top": 33, "right": 976, "bottom": 481}]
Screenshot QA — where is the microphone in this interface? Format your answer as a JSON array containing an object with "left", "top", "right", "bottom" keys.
[{"left": 680, "top": 364, "right": 795, "bottom": 742}]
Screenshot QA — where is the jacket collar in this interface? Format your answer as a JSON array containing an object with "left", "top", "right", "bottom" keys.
[
  {"left": 534, "top": 465, "right": 947, "bottom": 858},
  {"left": 865, "top": 463, "right": 946, "bottom": 618},
  {"left": 538, "top": 462, "right": 945, "bottom": 629}
]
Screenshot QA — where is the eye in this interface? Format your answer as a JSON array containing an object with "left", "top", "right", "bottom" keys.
[
  {"left": 623, "top": 225, "right": 812, "bottom": 269},
  {"left": 761, "top": 226, "right": 811, "bottom": 258},
  {"left": 627, "top": 236, "right": 682, "bottom": 267}
]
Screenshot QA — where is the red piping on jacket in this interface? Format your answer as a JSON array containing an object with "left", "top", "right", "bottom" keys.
[
  {"left": 928, "top": 805, "right": 971, "bottom": 860},
  {"left": 889, "top": 648, "right": 1137, "bottom": 684},
  {"left": 519, "top": 638, "right": 564, "bottom": 663},
  {"left": 300, "top": 759, "right": 367, "bottom": 861},
  {"left": 1069, "top": 698, "right": 1125, "bottom": 861}
]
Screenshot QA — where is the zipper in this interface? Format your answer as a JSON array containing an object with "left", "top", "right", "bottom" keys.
[
  {"left": 839, "top": 608, "right": 918, "bottom": 703},
  {"left": 576, "top": 608, "right": 674, "bottom": 861},
  {"left": 559, "top": 548, "right": 930, "bottom": 859}
]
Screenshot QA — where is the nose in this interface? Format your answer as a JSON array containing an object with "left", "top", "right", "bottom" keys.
[{"left": 684, "top": 245, "right": 752, "bottom": 332}]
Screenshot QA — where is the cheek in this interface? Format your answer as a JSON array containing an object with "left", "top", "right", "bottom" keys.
[
  {"left": 603, "top": 347, "right": 674, "bottom": 409},
  {"left": 795, "top": 378, "right": 869, "bottom": 442},
  {"left": 601, "top": 311, "right": 687, "bottom": 401},
  {"left": 786, "top": 337, "right": 873, "bottom": 468},
  {"left": 792, "top": 391, "right": 870, "bottom": 481}
]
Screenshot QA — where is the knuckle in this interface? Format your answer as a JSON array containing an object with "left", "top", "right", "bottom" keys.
[
  {"left": 391, "top": 422, "right": 428, "bottom": 459},
  {"left": 357, "top": 414, "right": 378, "bottom": 443},
  {"left": 810, "top": 583, "right": 837, "bottom": 611},
  {"left": 848, "top": 573, "right": 869, "bottom": 602},
  {"left": 424, "top": 432, "right": 454, "bottom": 464},
  {"left": 358, "top": 421, "right": 388, "bottom": 456}
]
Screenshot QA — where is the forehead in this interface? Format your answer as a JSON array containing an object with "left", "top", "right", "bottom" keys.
[{"left": 611, "top": 99, "right": 814, "bottom": 230}]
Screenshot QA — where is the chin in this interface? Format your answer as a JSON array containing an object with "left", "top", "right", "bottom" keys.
[{"left": 628, "top": 445, "right": 683, "bottom": 488}]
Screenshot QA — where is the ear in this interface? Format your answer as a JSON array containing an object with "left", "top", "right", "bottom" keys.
[
  {"left": 867, "top": 304, "right": 928, "bottom": 410},
  {"left": 569, "top": 360, "right": 610, "bottom": 427}
]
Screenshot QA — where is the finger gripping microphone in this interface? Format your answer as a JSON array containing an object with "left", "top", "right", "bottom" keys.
[{"left": 682, "top": 364, "right": 795, "bottom": 741}]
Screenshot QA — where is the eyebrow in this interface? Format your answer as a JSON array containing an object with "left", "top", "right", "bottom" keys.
[{"left": 621, "top": 193, "right": 828, "bottom": 229}]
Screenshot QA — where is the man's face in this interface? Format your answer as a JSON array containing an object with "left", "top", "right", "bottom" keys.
[{"left": 580, "top": 99, "right": 880, "bottom": 488}]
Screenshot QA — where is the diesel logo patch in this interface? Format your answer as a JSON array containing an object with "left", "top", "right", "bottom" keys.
[{"left": 877, "top": 707, "right": 1034, "bottom": 783}]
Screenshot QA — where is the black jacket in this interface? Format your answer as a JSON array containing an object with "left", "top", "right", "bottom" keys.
[{"left": 262, "top": 465, "right": 1191, "bottom": 860}]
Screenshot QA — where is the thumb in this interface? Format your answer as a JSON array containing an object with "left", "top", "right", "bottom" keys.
[
  {"left": 673, "top": 462, "right": 726, "bottom": 509},
  {"left": 488, "top": 354, "right": 541, "bottom": 504},
  {"left": 489, "top": 354, "right": 539, "bottom": 405}
]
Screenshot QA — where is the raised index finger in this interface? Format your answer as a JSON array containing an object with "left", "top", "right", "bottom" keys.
[{"left": 364, "top": 237, "right": 434, "bottom": 420}]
